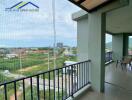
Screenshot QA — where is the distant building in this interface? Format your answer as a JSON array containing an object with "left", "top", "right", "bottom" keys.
[
  {"left": 0, "top": 48, "right": 9, "bottom": 54},
  {"left": 9, "top": 48, "right": 27, "bottom": 55},
  {"left": 6, "top": 54, "right": 18, "bottom": 59},
  {"left": 57, "top": 43, "right": 63, "bottom": 48},
  {"left": 0, "top": 48, "right": 9, "bottom": 57},
  {"left": 27, "top": 50, "right": 49, "bottom": 54},
  {"left": 30, "top": 48, "right": 38, "bottom": 50}
]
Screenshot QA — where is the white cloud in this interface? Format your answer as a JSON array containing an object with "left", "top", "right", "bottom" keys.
[{"left": 0, "top": 45, "right": 8, "bottom": 47}]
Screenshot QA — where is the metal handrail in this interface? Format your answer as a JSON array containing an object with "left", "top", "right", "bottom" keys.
[{"left": 0, "top": 60, "right": 91, "bottom": 100}]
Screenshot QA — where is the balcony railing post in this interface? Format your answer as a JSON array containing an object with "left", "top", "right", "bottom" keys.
[
  {"left": 23, "top": 79, "right": 25, "bottom": 100},
  {"left": 14, "top": 81, "right": 17, "bottom": 100},
  {"left": 53, "top": 70, "right": 56, "bottom": 100},
  {"left": 65, "top": 67, "right": 67, "bottom": 99},
  {"left": 43, "top": 74, "right": 45, "bottom": 100},
  {"left": 71, "top": 65, "right": 74, "bottom": 98},
  {"left": 30, "top": 77, "right": 33, "bottom": 100},
  {"left": 48, "top": 72, "right": 50, "bottom": 100},
  {"left": 37, "top": 75, "right": 40, "bottom": 100},
  {"left": 68, "top": 66, "right": 70, "bottom": 97},
  {"left": 62, "top": 68, "right": 64, "bottom": 100},
  {"left": 58, "top": 69, "right": 60, "bottom": 100},
  {"left": 4, "top": 84, "right": 7, "bottom": 100},
  {"left": 77, "top": 64, "right": 79, "bottom": 91}
]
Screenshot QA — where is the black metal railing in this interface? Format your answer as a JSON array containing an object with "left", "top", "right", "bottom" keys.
[
  {"left": 0, "top": 60, "right": 91, "bottom": 100},
  {"left": 105, "top": 51, "right": 113, "bottom": 63}
]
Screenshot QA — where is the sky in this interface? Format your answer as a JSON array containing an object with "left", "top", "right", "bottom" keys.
[
  {"left": 106, "top": 34, "right": 112, "bottom": 43},
  {"left": 0, "top": 0, "right": 112, "bottom": 48}
]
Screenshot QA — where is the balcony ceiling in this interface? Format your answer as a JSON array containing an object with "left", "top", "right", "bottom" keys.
[
  {"left": 69, "top": 0, "right": 114, "bottom": 12},
  {"left": 106, "top": 3, "right": 132, "bottom": 34}
]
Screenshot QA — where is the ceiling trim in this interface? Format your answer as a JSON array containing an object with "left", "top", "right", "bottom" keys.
[
  {"left": 76, "top": 0, "right": 86, "bottom": 4},
  {"left": 68, "top": 0, "right": 116, "bottom": 13},
  {"left": 69, "top": 0, "right": 89, "bottom": 12}
]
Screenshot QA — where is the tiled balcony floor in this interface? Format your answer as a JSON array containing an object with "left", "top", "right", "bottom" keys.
[{"left": 77, "top": 63, "right": 132, "bottom": 100}]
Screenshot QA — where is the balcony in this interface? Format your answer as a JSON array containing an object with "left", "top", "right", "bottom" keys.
[
  {"left": 76, "top": 62, "right": 132, "bottom": 100},
  {"left": 0, "top": 60, "right": 91, "bottom": 100},
  {"left": 0, "top": 51, "right": 113, "bottom": 100},
  {"left": 0, "top": 0, "right": 131, "bottom": 99}
]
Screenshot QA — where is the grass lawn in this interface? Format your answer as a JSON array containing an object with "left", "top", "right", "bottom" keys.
[
  {"left": 15, "top": 56, "right": 77, "bottom": 79},
  {"left": 0, "top": 73, "right": 14, "bottom": 83},
  {"left": 0, "top": 51, "right": 77, "bottom": 81},
  {"left": 0, "top": 53, "right": 47, "bottom": 71}
]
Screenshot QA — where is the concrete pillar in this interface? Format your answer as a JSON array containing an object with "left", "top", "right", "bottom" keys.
[
  {"left": 75, "top": 12, "right": 106, "bottom": 92},
  {"left": 77, "top": 16, "right": 89, "bottom": 88},
  {"left": 77, "top": 16, "right": 89, "bottom": 61},
  {"left": 123, "top": 34, "right": 129, "bottom": 56},
  {"left": 112, "top": 34, "right": 124, "bottom": 60},
  {"left": 112, "top": 34, "right": 129, "bottom": 60},
  {"left": 87, "top": 12, "right": 106, "bottom": 92}
]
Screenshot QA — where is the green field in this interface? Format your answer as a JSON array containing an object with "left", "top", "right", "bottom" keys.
[
  {"left": 16, "top": 56, "right": 77, "bottom": 78},
  {"left": 0, "top": 48, "right": 77, "bottom": 82},
  {"left": 0, "top": 53, "right": 47, "bottom": 71},
  {"left": 0, "top": 48, "right": 77, "bottom": 99},
  {"left": 0, "top": 73, "right": 13, "bottom": 83}
]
